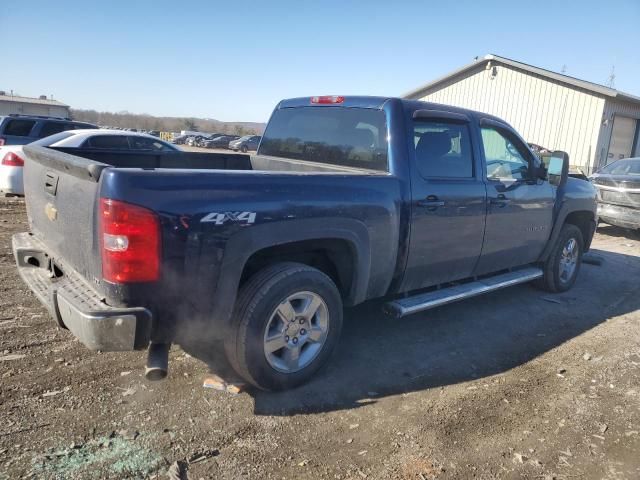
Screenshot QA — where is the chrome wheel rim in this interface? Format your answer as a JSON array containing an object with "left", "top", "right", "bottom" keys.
[
  {"left": 559, "top": 237, "right": 579, "bottom": 283},
  {"left": 263, "top": 291, "right": 329, "bottom": 373}
]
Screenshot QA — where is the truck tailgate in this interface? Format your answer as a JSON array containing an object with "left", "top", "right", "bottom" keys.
[{"left": 22, "top": 145, "right": 109, "bottom": 288}]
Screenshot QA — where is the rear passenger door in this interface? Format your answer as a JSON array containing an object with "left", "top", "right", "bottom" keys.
[{"left": 401, "top": 111, "right": 487, "bottom": 291}]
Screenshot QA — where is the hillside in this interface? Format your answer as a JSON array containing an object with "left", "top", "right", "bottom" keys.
[{"left": 70, "top": 109, "right": 266, "bottom": 135}]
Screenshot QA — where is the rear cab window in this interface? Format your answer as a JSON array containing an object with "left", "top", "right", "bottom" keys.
[{"left": 258, "top": 106, "right": 388, "bottom": 171}]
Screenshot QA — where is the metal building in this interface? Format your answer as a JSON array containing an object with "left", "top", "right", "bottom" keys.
[
  {"left": 0, "top": 92, "right": 70, "bottom": 119},
  {"left": 404, "top": 55, "right": 640, "bottom": 173}
]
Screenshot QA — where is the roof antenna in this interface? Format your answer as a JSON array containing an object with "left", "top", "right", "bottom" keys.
[
  {"left": 607, "top": 65, "right": 616, "bottom": 88},
  {"left": 561, "top": 64, "right": 567, "bottom": 74}
]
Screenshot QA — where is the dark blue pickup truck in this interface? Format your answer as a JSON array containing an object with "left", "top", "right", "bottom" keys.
[{"left": 13, "top": 96, "right": 597, "bottom": 390}]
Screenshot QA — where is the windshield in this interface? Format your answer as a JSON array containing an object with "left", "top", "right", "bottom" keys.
[
  {"left": 259, "top": 106, "right": 388, "bottom": 171},
  {"left": 599, "top": 158, "right": 640, "bottom": 175}
]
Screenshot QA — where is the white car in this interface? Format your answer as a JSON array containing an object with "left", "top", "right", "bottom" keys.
[{"left": 0, "top": 130, "right": 180, "bottom": 196}]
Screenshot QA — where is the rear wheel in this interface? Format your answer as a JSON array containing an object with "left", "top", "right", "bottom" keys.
[
  {"left": 224, "top": 262, "right": 343, "bottom": 391},
  {"left": 535, "top": 224, "right": 584, "bottom": 293}
]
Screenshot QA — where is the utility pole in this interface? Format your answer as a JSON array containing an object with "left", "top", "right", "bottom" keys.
[{"left": 607, "top": 65, "right": 616, "bottom": 89}]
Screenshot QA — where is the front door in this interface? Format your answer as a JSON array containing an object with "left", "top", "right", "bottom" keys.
[
  {"left": 401, "top": 117, "right": 487, "bottom": 292},
  {"left": 474, "top": 123, "right": 554, "bottom": 275}
]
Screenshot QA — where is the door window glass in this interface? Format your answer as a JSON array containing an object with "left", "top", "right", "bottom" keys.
[
  {"left": 38, "top": 122, "right": 73, "bottom": 138},
  {"left": 413, "top": 121, "right": 473, "bottom": 178},
  {"left": 481, "top": 127, "right": 530, "bottom": 180},
  {"left": 84, "top": 135, "right": 130, "bottom": 149}
]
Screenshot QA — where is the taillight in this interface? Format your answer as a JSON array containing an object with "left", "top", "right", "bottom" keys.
[
  {"left": 0, "top": 138, "right": 5, "bottom": 146},
  {"left": 2, "top": 152, "right": 24, "bottom": 166},
  {"left": 99, "top": 198, "right": 160, "bottom": 283},
  {"left": 311, "top": 95, "right": 345, "bottom": 104}
]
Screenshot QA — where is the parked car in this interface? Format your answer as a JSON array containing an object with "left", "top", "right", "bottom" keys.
[
  {"left": 13, "top": 96, "right": 596, "bottom": 391},
  {"left": 230, "top": 135, "right": 261, "bottom": 153},
  {"left": 0, "top": 114, "right": 96, "bottom": 146},
  {"left": 171, "top": 134, "right": 190, "bottom": 145},
  {"left": 590, "top": 157, "right": 640, "bottom": 230},
  {"left": 0, "top": 129, "right": 179, "bottom": 196},
  {"left": 0, "top": 116, "right": 97, "bottom": 195},
  {"left": 202, "top": 135, "right": 240, "bottom": 149}
]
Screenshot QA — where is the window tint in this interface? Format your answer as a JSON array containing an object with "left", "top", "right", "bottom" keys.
[
  {"left": 85, "top": 135, "right": 130, "bottom": 149},
  {"left": 129, "top": 136, "right": 173, "bottom": 151},
  {"left": 259, "top": 107, "right": 388, "bottom": 171},
  {"left": 38, "top": 122, "right": 73, "bottom": 138},
  {"left": 413, "top": 121, "right": 473, "bottom": 178},
  {"left": 481, "top": 127, "right": 530, "bottom": 180},
  {"left": 3, "top": 119, "right": 36, "bottom": 137}
]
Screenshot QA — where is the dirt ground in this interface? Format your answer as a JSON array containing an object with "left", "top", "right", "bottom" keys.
[{"left": 1, "top": 197, "right": 639, "bottom": 480}]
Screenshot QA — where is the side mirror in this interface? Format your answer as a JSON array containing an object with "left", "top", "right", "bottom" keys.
[{"left": 546, "top": 151, "right": 569, "bottom": 187}]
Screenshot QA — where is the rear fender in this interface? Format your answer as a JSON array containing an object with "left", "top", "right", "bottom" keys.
[{"left": 202, "top": 217, "right": 371, "bottom": 334}]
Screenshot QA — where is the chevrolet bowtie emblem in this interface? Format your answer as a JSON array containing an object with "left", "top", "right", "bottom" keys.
[{"left": 45, "top": 203, "right": 58, "bottom": 222}]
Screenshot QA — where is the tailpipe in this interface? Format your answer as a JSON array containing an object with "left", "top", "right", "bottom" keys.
[{"left": 145, "top": 342, "right": 170, "bottom": 381}]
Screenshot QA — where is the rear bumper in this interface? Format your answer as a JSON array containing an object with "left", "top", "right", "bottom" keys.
[
  {"left": 12, "top": 232, "right": 152, "bottom": 351},
  {"left": 0, "top": 165, "right": 24, "bottom": 195},
  {"left": 598, "top": 202, "right": 640, "bottom": 230}
]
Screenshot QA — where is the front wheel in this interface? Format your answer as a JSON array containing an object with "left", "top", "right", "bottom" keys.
[
  {"left": 535, "top": 224, "right": 584, "bottom": 293},
  {"left": 240, "top": 145, "right": 248, "bottom": 153},
  {"left": 224, "top": 262, "right": 343, "bottom": 391}
]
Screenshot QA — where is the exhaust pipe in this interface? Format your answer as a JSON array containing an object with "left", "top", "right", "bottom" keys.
[{"left": 145, "top": 342, "right": 170, "bottom": 381}]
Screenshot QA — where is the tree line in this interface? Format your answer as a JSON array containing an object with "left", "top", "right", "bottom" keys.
[{"left": 70, "top": 109, "right": 265, "bottom": 136}]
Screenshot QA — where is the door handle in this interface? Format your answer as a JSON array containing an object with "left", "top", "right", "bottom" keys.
[
  {"left": 418, "top": 195, "right": 445, "bottom": 209},
  {"left": 489, "top": 194, "right": 510, "bottom": 207}
]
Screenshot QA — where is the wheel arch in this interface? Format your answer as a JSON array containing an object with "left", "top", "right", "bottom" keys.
[
  {"left": 539, "top": 207, "right": 596, "bottom": 261},
  {"left": 208, "top": 217, "right": 372, "bottom": 334}
]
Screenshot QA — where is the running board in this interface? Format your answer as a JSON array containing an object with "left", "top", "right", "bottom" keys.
[{"left": 384, "top": 267, "right": 543, "bottom": 318}]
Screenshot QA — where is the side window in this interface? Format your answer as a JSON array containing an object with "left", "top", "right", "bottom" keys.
[
  {"left": 3, "top": 119, "right": 36, "bottom": 137},
  {"left": 414, "top": 121, "right": 473, "bottom": 178},
  {"left": 481, "top": 127, "right": 531, "bottom": 180},
  {"left": 129, "top": 136, "right": 171, "bottom": 151},
  {"left": 38, "top": 122, "right": 73, "bottom": 138},
  {"left": 85, "top": 135, "right": 130, "bottom": 149}
]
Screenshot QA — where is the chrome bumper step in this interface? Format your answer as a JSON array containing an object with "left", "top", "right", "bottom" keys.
[{"left": 384, "top": 267, "right": 543, "bottom": 318}]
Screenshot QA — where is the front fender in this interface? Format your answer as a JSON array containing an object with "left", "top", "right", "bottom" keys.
[{"left": 539, "top": 178, "right": 597, "bottom": 261}]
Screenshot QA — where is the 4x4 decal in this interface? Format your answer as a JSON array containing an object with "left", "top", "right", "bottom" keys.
[{"left": 200, "top": 211, "right": 257, "bottom": 225}]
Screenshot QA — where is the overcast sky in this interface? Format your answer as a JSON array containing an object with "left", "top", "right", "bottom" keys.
[{"left": 1, "top": 0, "right": 638, "bottom": 122}]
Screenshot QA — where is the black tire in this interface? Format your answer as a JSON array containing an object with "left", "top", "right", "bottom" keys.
[
  {"left": 240, "top": 145, "right": 248, "bottom": 153},
  {"left": 535, "top": 224, "right": 584, "bottom": 293},
  {"left": 224, "top": 262, "right": 343, "bottom": 391}
]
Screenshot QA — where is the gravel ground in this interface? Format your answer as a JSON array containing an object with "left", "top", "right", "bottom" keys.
[{"left": 1, "top": 197, "right": 639, "bottom": 480}]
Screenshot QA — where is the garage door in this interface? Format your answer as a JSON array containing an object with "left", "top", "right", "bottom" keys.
[{"left": 607, "top": 115, "right": 637, "bottom": 164}]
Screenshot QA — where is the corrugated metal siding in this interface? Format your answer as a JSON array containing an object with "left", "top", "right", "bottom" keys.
[
  {"left": 416, "top": 65, "right": 605, "bottom": 172},
  {"left": 596, "top": 99, "right": 640, "bottom": 169},
  {"left": 0, "top": 100, "right": 69, "bottom": 118}
]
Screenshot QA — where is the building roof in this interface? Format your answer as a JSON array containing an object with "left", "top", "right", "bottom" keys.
[
  {"left": 0, "top": 93, "right": 69, "bottom": 107},
  {"left": 404, "top": 54, "right": 640, "bottom": 106}
]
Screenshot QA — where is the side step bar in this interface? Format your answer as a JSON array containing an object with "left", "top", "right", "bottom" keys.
[{"left": 384, "top": 267, "right": 543, "bottom": 318}]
